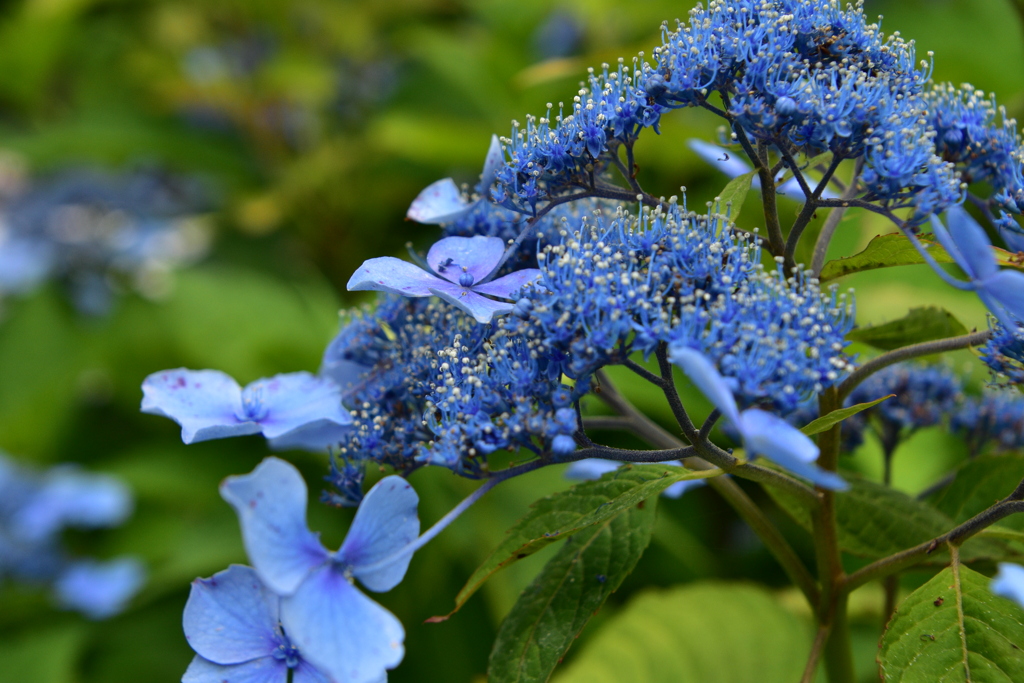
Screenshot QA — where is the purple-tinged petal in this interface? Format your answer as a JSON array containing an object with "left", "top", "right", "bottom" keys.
[
  {"left": 293, "top": 661, "right": 335, "bottom": 683},
  {"left": 338, "top": 476, "right": 419, "bottom": 593},
  {"left": 268, "top": 419, "right": 352, "bottom": 453},
  {"left": 564, "top": 458, "right": 621, "bottom": 481},
  {"left": 347, "top": 258, "right": 443, "bottom": 297},
  {"left": 220, "top": 458, "right": 329, "bottom": 595},
  {"left": 687, "top": 139, "right": 753, "bottom": 179},
  {"left": 141, "top": 369, "right": 258, "bottom": 444},
  {"left": 947, "top": 205, "right": 998, "bottom": 280},
  {"left": 992, "top": 563, "right": 1024, "bottom": 608},
  {"left": 11, "top": 467, "right": 132, "bottom": 541},
  {"left": 667, "top": 345, "right": 741, "bottom": 425},
  {"left": 248, "top": 373, "right": 351, "bottom": 440},
  {"left": 320, "top": 359, "right": 370, "bottom": 394},
  {"left": 281, "top": 566, "right": 404, "bottom": 683},
  {"left": 738, "top": 409, "right": 848, "bottom": 491},
  {"left": 473, "top": 269, "right": 543, "bottom": 299},
  {"left": 429, "top": 285, "right": 513, "bottom": 324},
  {"left": 426, "top": 236, "right": 505, "bottom": 285},
  {"left": 53, "top": 557, "right": 145, "bottom": 620},
  {"left": 183, "top": 565, "right": 281, "bottom": 665},
  {"left": 1000, "top": 223, "right": 1024, "bottom": 253},
  {"left": 979, "top": 270, "right": 1024, "bottom": 326},
  {"left": 478, "top": 134, "right": 503, "bottom": 193},
  {"left": 406, "top": 178, "right": 471, "bottom": 225},
  {"left": 182, "top": 655, "right": 286, "bottom": 683}
]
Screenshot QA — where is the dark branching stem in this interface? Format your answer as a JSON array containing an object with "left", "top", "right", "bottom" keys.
[
  {"left": 735, "top": 127, "right": 787, "bottom": 258},
  {"left": 837, "top": 330, "right": 994, "bottom": 402},
  {"left": 811, "top": 158, "right": 864, "bottom": 277},
  {"left": 593, "top": 369, "right": 820, "bottom": 604},
  {"left": 844, "top": 479, "right": 1024, "bottom": 592},
  {"left": 783, "top": 153, "right": 845, "bottom": 271},
  {"left": 699, "top": 409, "right": 721, "bottom": 442}
]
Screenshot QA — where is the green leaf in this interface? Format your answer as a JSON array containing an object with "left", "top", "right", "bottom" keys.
[
  {"left": 766, "top": 476, "right": 1007, "bottom": 561},
  {"left": 819, "top": 233, "right": 954, "bottom": 282},
  {"left": 436, "top": 465, "right": 705, "bottom": 620},
  {"left": 716, "top": 170, "right": 756, "bottom": 223},
  {"left": 846, "top": 307, "right": 969, "bottom": 351},
  {"left": 487, "top": 493, "right": 657, "bottom": 683},
  {"left": 931, "top": 455, "right": 1024, "bottom": 532},
  {"left": 800, "top": 395, "right": 894, "bottom": 435},
  {"left": 551, "top": 582, "right": 810, "bottom": 683},
  {"left": 879, "top": 563, "right": 1024, "bottom": 682}
]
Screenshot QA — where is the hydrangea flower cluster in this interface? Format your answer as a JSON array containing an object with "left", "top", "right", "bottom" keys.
[
  {"left": 0, "top": 168, "right": 211, "bottom": 315},
  {"left": 952, "top": 392, "right": 1024, "bottom": 456},
  {"left": 981, "top": 321, "right": 1024, "bottom": 386},
  {"left": 0, "top": 452, "right": 144, "bottom": 619}
]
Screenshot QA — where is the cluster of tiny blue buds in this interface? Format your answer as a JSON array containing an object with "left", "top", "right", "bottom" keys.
[
  {"left": 980, "top": 321, "right": 1024, "bottom": 386},
  {"left": 952, "top": 392, "right": 1024, "bottom": 456}
]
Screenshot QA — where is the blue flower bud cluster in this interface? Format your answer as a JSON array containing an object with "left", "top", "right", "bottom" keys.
[
  {"left": 0, "top": 168, "right": 211, "bottom": 315},
  {"left": 952, "top": 392, "right": 1024, "bottom": 456},
  {"left": 980, "top": 321, "right": 1024, "bottom": 386},
  {"left": 0, "top": 452, "right": 144, "bottom": 619}
]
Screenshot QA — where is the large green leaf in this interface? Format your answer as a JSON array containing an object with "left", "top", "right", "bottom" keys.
[
  {"left": 931, "top": 455, "right": 1024, "bottom": 532},
  {"left": 551, "top": 583, "right": 810, "bottom": 683},
  {"left": 819, "top": 233, "right": 954, "bottom": 282},
  {"left": 487, "top": 493, "right": 657, "bottom": 683},
  {"left": 437, "top": 465, "right": 706, "bottom": 619},
  {"left": 766, "top": 476, "right": 1007, "bottom": 561},
  {"left": 846, "top": 307, "right": 969, "bottom": 351},
  {"left": 800, "top": 394, "right": 893, "bottom": 435},
  {"left": 716, "top": 170, "right": 756, "bottom": 223},
  {"left": 879, "top": 563, "right": 1024, "bottom": 682}
]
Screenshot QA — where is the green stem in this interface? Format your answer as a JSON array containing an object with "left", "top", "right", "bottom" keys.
[{"left": 822, "top": 598, "right": 856, "bottom": 683}]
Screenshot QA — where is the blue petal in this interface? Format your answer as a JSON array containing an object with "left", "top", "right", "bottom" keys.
[
  {"left": 406, "top": 178, "right": 471, "bottom": 225},
  {"left": 11, "top": 466, "right": 133, "bottom": 541},
  {"left": 929, "top": 213, "right": 972, "bottom": 278},
  {"left": 739, "top": 409, "right": 848, "bottom": 491},
  {"left": 992, "top": 563, "right": 1024, "bottom": 608},
  {"left": 347, "top": 257, "right": 444, "bottom": 297},
  {"left": 268, "top": 419, "right": 352, "bottom": 452},
  {"left": 220, "top": 457, "right": 329, "bottom": 595},
  {"left": 0, "top": 237, "right": 53, "bottom": 293},
  {"left": 666, "top": 345, "right": 741, "bottom": 425},
  {"left": 426, "top": 236, "right": 505, "bottom": 285},
  {"left": 662, "top": 478, "right": 706, "bottom": 499},
  {"left": 183, "top": 565, "right": 281, "bottom": 665},
  {"left": 248, "top": 373, "right": 351, "bottom": 440},
  {"left": 429, "top": 285, "right": 513, "bottom": 324},
  {"left": 946, "top": 205, "right": 998, "bottom": 280},
  {"left": 53, "top": 556, "right": 145, "bottom": 620},
  {"left": 564, "top": 458, "right": 621, "bottom": 481},
  {"left": 999, "top": 223, "right": 1024, "bottom": 253},
  {"left": 687, "top": 140, "right": 753, "bottom": 179},
  {"left": 478, "top": 134, "right": 503, "bottom": 193},
  {"left": 281, "top": 565, "right": 404, "bottom": 683},
  {"left": 979, "top": 270, "right": 1024, "bottom": 326},
  {"left": 141, "top": 369, "right": 260, "bottom": 444},
  {"left": 182, "top": 655, "right": 286, "bottom": 683},
  {"left": 473, "top": 269, "right": 543, "bottom": 299},
  {"left": 293, "top": 661, "right": 336, "bottom": 683},
  {"left": 320, "top": 358, "right": 370, "bottom": 394},
  {"left": 339, "top": 475, "right": 420, "bottom": 593}
]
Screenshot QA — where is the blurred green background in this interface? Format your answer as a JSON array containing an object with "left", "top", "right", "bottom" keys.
[{"left": 0, "top": 1, "right": 1020, "bottom": 681}]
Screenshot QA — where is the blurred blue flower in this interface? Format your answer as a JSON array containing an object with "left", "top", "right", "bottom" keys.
[
  {"left": 141, "top": 369, "right": 352, "bottom": 446},
  {"left": 54, "top": 557, "right": 146, "bottom": 620},
  {"left": 565, "top": 459, "right": 705, "bottom": 499},
  {"left": 348, "top": 235, "right": 541, "bottom": 324},
  {"left": 669, "top": 345, "right": 847, "bottom": 490},
  {"left": 182, "top": 564, "right": 329, "bottom": 683},
  {"left": 220, "top": 457, "right": 418, "bottom": 683},
  {"left": 991, "top": 563, "right": 1024, "bottom": 608}
]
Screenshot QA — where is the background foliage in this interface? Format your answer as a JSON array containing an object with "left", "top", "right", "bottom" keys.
[{"left": 0, "top": 1, "right": 1022, "bottom": 681}]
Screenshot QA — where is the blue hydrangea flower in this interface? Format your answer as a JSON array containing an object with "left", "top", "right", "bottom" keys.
[
  {"left": 182, "top": 564, "right": 329, "bottom": 683},
  {"left": 406, "top": 135, "right": 503, "bottom": 224},
  {"left": 991, "top": 563, "right": 1024, "bottom": 609},
  {"left": 347, "top": 235, "right": 541, "bottom": 324},
  {"left": 141, "top": 369, "right": 352, "bottom": 446},
  {"left": 565, "top": 459, "right": 705, "bottom": 499},
  {"left": 981, "top": 321, "right": 1024, "bottom": 386},
  {"left": 929, "top": 206, "right": 1024, "bottom": 328},
  {"left": 220, "top": 457, "right": 418, "bottom": 683},
  {"left": 952, "top": 391, "right": 1024, "bottom": 456},
  {"left": 668, "top": 345, "right": 847, "bottom": 491},
  {"left": 54, "top": 557, "right": 146, "bottom": 620},
  {"left": 9, "top": 465, "right": 133, "bottom": 542}
]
